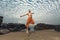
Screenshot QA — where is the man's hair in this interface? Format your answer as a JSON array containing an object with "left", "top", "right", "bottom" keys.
[{"left": 29, "top": 10, "right": 31, "bottom": 12}]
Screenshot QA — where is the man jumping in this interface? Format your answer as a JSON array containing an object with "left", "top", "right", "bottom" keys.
[{"left": 20, "top": 10, "right": 35, "bottom": 34}]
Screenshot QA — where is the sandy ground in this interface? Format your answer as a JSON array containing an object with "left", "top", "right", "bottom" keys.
[{"left": 0, "top": 29, "right": 60, "bottom": 40}]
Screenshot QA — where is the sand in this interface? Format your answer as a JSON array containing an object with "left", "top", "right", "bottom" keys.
[{"left": 0, "top": 29, "right": 60, "bottom": 40}]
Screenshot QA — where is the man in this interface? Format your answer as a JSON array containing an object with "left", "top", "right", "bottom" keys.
[{"left": 20, "top": 10, "right": 35, "bottom": 34}]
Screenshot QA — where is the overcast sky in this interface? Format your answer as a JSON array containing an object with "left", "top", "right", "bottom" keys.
[{"left": 0, "top": 0, "right": 60, "bottom": 25}]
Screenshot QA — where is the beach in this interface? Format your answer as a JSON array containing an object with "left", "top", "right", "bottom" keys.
[{"left": 0, "top": 29, "right": 60, "bottom": 40}]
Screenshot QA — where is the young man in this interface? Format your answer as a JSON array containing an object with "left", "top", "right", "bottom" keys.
[{"left": 20, "top": 10, "right": 35, "bottom": 34}]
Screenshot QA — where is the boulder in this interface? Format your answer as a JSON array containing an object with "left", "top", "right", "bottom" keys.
[
  {"left": 7, "top": 23, "right": 26, "bottom": 32},
  {"left": 0, "top": 16, "right": 3, "bottom": 25},
  {"left": 34, "top": 23, "right": 45, "bottom": 30},
  {"left": 54, "top": 25, "right": 60, "bottom": 32},
  {"left": 45, "top": 25, "right": 55, "bottom": 29},
  {"left": 34, "top": 23, "right": 55, "bottom": 30},
  {"left": 0, "top": 29, "right": 10, "bottom": 35}
]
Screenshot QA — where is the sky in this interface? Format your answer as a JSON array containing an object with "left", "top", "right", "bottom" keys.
[{"left": 0, "top": 0, "right": 60, "bottom": 25}]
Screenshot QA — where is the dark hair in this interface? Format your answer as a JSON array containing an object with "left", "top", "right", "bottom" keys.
[{"left": 29, "top": 10, "right": 31, "bottom": 12}]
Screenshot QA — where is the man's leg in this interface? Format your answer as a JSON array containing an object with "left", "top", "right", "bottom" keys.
[
  {"left": 30, "top": 19, "right": 35, "bottom": 31},
  {"left": 31, "top": 19, "right": 35, "bottom": 24},
  {"left": 26, "top": 24, "right": 29, "bottom": 34}
]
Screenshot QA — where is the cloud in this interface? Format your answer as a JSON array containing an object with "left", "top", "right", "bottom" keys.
[{"left": 0, "top": 0, "right": 60, "bottom": 25}]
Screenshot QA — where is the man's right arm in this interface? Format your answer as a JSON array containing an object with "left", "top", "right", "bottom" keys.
[{"left": 20, "top": 13, "right": 28, "bottom": 17}]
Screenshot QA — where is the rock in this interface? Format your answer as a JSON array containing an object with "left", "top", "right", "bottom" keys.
[
  {"left": 0, "top": 16, "right": 3, "bottom": 25},
  {"left": 45, "top": 25, "right": 55, "bottom": 29},
  {"left": 0, "top": 29, "right": 10, "bottom": 35},
  {"left": 7, "top": 23, "right": 26, "bottom": 32},
  {"left": 34, "top": 23, "right": 55, "bottom": 30},
  {"left": 54, "top": 25, "right": 60, "bottom": 32},
  {"left": 34, "top": 23, "right": 45, "bottom": 30},
  {"left": 1, "top": 23, "right": 8, "bottom": 29}
]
